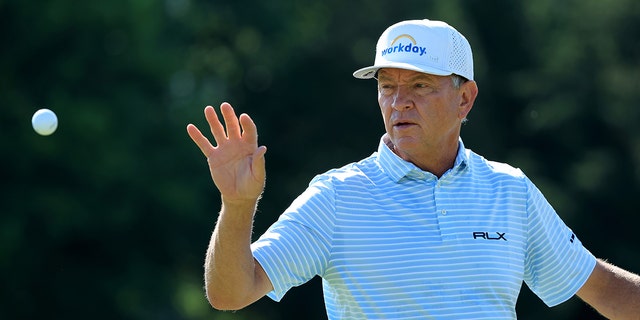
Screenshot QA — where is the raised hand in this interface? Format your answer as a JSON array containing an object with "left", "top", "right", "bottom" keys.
[{"left": 187, "top": 102, "right": 267, "bottom": 204}]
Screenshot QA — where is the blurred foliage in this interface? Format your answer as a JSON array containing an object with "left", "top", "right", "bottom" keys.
[{"left": 2, "top": 0, "right": 639, "bottom": 319}]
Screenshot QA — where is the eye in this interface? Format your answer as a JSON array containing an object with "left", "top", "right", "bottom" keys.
[
  {"left": 377, "top": 82, "right": 395, "bottom": 95},
  {"left": 414, "top": 82, "right": 436, "bottom": 94}
]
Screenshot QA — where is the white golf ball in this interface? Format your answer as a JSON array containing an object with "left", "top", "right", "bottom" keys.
[{"left": 32, "top": 108, "right": 58, "bottom": 136}]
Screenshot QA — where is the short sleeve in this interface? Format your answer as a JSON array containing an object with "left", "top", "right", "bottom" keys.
[
  {"left": 251, "top": 176, "right": 335, "bottom": 301},
  {"left": 523, "top": 177, "right": 596, "bottom": 306}
]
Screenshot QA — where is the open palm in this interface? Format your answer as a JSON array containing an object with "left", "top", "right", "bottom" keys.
[{"left": 187, "top": 103, "right": 267, "bottom": 203}]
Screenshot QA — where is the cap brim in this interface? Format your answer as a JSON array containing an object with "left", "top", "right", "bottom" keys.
[{"left": 353, "top": 62, "right": 453, "bottom": 79}]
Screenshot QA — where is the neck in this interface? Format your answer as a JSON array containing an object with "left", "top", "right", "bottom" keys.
[{"left": 384, "top": 134, "right": 459, "bottom": 178}]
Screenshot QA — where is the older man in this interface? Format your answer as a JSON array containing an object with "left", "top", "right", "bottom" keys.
[{"left": 187, "top": 19, "right": 640, "bottom": 319}]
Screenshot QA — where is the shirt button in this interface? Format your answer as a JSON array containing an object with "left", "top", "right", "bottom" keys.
[{"left": 441, "top": 209, "right": 447, "bottom": 215}]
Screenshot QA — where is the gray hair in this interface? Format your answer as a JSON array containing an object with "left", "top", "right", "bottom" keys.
[
  {"left": 451, "top": 74, "right": 467, "bottom": 89},
  {"left": 452, "top": 74, "right": 470, "bottom": 124}
]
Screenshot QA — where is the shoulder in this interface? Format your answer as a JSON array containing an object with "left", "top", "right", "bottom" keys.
[
  {"left": 310, "top": 153, "right": 378, "bottom": 186},
  {"left": 461, "top": 148, "right": 533, "bottom": 195},
  {"left": 466, "top": 149, "right": 525, "bottom": 179}
]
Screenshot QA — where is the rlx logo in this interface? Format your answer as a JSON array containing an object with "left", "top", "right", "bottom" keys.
[{"left": 473, "top": 232, "right": 507, "bottom": 241}]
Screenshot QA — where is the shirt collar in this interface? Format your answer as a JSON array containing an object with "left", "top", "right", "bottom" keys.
[{"left": 376, "top": 135, "right": 469, "bottom": 183}]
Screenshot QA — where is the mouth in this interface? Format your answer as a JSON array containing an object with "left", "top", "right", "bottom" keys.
[{"left": 393, "top": 121, "right": 416, "bottom": 129}]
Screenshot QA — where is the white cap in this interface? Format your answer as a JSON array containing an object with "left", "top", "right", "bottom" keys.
[{"left": 353, "top": 19, "right": 474, "bottom": 80}]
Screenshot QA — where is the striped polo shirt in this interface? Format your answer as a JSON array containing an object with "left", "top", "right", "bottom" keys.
[{"left": 251, "top": 136, "right": 596, "bottom": 319}]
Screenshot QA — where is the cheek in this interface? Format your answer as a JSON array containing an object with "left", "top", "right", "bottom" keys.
[
  {"left": 379, "top": 108, "right": 391, "bottom": 130},
  {"left": 377, "top": 93, "right": 388, "bottom": 109},
  {"left": 378, "top": 97, "right": 390, "bottom": 120},
  {"left": 425, "top": 98, "right": 458, "bottom": 120}
]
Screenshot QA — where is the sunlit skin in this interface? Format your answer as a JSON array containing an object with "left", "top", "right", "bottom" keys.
[{"left": 376, "top": 68, "right": 478, "bottom": 177}]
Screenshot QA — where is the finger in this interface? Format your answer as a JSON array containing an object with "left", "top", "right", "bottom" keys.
[
  {"left": 239, "top": 113, "right": 258, "bottom": 146},
  {"left": 204, "top": 105, "right": 227, "bottom": 142},
  {"left": 220, "top": 102, "right": 242, "bottom": 139},
  {"left": 186, "top": 124, "right": 215, "bottom": 156}
]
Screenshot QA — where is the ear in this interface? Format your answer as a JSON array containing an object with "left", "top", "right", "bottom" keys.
[{"left": 458, "top": 80, "right": 478, "bottom": 120}]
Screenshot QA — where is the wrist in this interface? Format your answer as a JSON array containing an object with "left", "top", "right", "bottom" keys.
[{"left": 220, "top": 197, "right": 259, "bottom": 213}]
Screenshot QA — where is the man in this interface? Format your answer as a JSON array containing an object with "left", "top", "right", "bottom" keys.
[{"left": 187, "top": 19, "right": 640, "bottom": 319}]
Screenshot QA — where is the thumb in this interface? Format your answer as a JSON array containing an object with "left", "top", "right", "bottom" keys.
[{"left": 251, "top": 146, "right": 267, "bottom": 179}]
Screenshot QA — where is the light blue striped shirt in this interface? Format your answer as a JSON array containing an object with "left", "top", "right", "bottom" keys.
[{"left": 251, "top": 137, "right": 596, "bottom": 319}]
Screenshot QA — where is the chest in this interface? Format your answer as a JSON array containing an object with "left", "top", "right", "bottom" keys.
[{"left": 329, "top": 179, "right": 528, "bottom": 282}]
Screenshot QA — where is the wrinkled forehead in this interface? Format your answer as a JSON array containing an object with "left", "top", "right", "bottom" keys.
[{"left": 376, "top": 68, "right": 446, "bottom": 82}]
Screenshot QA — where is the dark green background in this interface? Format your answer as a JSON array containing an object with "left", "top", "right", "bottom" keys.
[{"left": 3, "top": 0, "right": 639, "bottom": 319}]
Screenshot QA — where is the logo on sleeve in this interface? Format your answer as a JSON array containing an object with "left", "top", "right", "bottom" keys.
[{"left": 473, "top": 231, "right": 507, "bottom": 241}]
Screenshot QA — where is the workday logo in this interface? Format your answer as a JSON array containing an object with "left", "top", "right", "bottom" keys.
[{"left": 380, "top": 34, "right": 428, "bottom": 57}]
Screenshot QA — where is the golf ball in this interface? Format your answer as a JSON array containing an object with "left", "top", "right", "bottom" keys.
[{"left": 32, "top": 108, "right": 58, "bottom": 136}]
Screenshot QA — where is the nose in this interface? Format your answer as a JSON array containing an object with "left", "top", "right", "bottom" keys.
[{"left": 391, "top": 85, "right": 413, "bottom": 111}]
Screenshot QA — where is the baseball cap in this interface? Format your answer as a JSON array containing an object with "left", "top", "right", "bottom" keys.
[{"left": 353, "top": 19, "right": 474, "bottom": 81}]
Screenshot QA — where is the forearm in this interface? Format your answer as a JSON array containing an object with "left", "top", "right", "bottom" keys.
[
  {"left": 578, "top": 259, "right": 640, "bottom": 319},
  {"left": 204, "top": 199, "right": 259, "bottom": 310}
]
